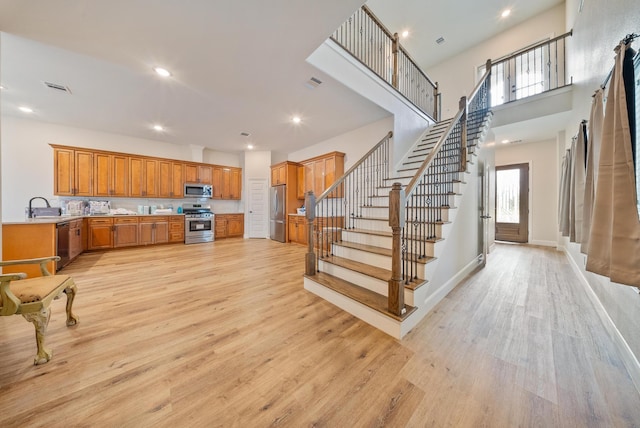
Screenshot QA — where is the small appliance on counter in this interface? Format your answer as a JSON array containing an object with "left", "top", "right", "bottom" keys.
[
  {"left": 89, "top": 200, "right": 110, "bottom": 215},
  {"left": 28, "top": 197, "right": 61, "bottom": 218}
]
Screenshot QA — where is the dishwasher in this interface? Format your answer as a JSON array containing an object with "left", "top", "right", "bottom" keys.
[{"left": 56, "top": 222, "right": 70, "bottom": 271}]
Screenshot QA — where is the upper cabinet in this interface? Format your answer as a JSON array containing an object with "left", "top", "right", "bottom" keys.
[
  {"left": 53, "top": 146, "right": 93, "bottom": 196},
  {"left": 270, "top": 161, "right": 301, "bottom": 187},
  {"left": 51, "top": 144, "right": 241, "bottom": 200},
  {"left": 302, "top": 152, "right": 345, "bottom": 198}
]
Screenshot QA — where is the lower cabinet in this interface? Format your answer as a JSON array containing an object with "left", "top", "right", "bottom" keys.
[
  {"left": 139, "top": 216, "right": 169, "bottom": 245},
  {"left": 88, "top": 217, "right": 114, "bottom": 250},
  {"left": 69, "top": 219, "right": 84, "bottom": 260},
  {"left": 114, "top": 217, "right": 139, "bottom": 247},
  {"left": 169, "top": 216, "right": 185, "bottom": 243},
  {"left": 288, "top": 215, "right": 307, "bottom": 245},
  {"left": 214, "top": 213, "right": 244, "bottom": 239}
]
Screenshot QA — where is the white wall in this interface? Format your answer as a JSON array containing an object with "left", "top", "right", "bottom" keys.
[
  {"left": 561, "top": 0, "right": 640, "bottom": 366},
  {"left": 287, "top": 116, "right": 393, "bottom": 169},
  {"left": 0, "top": 116, "right": 243, "bottom": 220},
  {"left": 427, "top": 4, "right": 566, "bottom": 117},
  {"left": 495, "top": 139, "right": 559, "bottom": 246}
]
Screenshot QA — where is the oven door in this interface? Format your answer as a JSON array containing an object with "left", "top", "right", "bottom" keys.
[{"left": 185, "top": 217, "right": 214, "bottom": 243}]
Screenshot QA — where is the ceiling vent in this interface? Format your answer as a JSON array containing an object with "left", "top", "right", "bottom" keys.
[
  {"left": 240, "top": 132, "right": 251, "bottom": 137},
  {"left": 43, "top": 81, "right": 72, "bottom": 94},
  {"left": 435, "top": 37, "right": 445, "bottom": 45},
  {"left": 305, "top": 76, "right": 322, "bottom": 89}
]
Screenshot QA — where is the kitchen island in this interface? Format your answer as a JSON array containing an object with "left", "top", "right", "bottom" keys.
[{"left": 2, "top": 213, "right": 185, "bottom": 277}]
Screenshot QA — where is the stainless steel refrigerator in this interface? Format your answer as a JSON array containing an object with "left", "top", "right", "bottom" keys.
[{"left": 270, "top": 185, "right": 286, "bottom": 242}]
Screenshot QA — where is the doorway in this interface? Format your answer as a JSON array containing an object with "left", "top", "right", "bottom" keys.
[{"left": 495, "top": 163, "right": 529, "bottom": 243}]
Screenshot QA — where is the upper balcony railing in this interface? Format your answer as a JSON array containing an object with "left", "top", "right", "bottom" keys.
[
  {"left": 484, "top": 30, "right": 573, "bottom": 107},
  {"left": 331, "top": 5, "right": 439, "bottom": 121}
]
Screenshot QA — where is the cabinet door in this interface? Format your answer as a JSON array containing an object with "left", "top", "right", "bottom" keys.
[
  {"left": 144, "top": 159, "right": 158, "bottom": 197},
  {"left": 212, "top": 166, "right": 223, "bottom": 199},
  {"left": 299, "top": 220, "right": 308, "bottom": 245},
  {"left": 313, "top": 160, "right": 324, "bottom": 197},
  {"left": 139, "top": 221, "right": 154, "bottom": 245},
  {"left": 271, "top": 167, "right": 279, "bottom": 186},
  {"left": 221, "top": 169, "right": 231, "bottom": 199},
  {"left": 54, "top": 148, "right": 75, "bottom": 196},
  {"left": 198, "top": 165, "right": 213, "bottom": 184},
  {"left": 75, "top": 150, "right": 94, "bottom": 196},
  {"left": 184, "top": 164, "right": 199, "bottom": 183},
  {"left": 297, "top": 166, "right": 305, "bottom": 200},
  {"left": 94, "top": 152, "right": 112, "bottom": 197},
  {"left": 154, "top": 219, "right": 169, "bottom": 244},
  {"left": 227, "top": 215, "right": 244, "bottom": 237},
  {"left": 304, "top": 162, "right": 314, "bottom": 196},
  {"left": 215, "top": 217, "right": 227, "bottom": 239},
  {"left": 229, "top": 168, "right": 241, "bottom": 200},
  {"left": 288, "top": 218, "right": 297, "bottom": 243},
  {"left": 171, "top": 163, "right": 184, "bottom": 198},
  {"left": 69, "top": 224, "right": 83, "bottom": 260},
  {"left": 129, "top": 157, "right": 144, "bottom": 197},
  {"left": 158, "top": 160, "right": 173, "bottom": 198},
  {"left": 88, "top": 220, "right": 113, "bottom": 250},
  {"left": 114, "top": 221, "right": 139, "bottom": 247},
  {"left": 112, "top": 154, "right": 129, "bottom": 197},
  {"left": 277, "top": 166, "right": 286, "bottom": 185}
]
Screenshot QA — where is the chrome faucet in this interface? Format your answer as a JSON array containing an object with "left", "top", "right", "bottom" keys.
[{"left": 28, "top": 197, "right": 51, "bottom": 218}]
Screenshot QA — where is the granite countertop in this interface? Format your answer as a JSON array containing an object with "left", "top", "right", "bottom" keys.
[{"left": 3, "top": 213, "right": 185, "bottom": 225}]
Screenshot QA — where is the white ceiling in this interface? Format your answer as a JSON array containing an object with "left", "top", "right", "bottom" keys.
[{"left": 0, "top": 0, "right": 564, "bottom": 155}]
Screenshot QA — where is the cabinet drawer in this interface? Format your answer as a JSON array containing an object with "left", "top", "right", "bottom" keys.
[
  {"left": 114, "top": 216, "right": 138, "bottom": 224},
  {"left": 169, "top": 221, "right": 184, "bottom": 231},
  {"left": 88, "top": 217, "right": 113, "bottom": 225},
  {"left": 169, "top": 231, "right": 184, "bottom": 243}
]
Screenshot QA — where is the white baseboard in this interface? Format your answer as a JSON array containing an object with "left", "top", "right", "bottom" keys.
[
  {"left": 563, "top": 249, "right": 640, "bottom": 394},
  {"left": 529, "top": 239, "right": 557, "bottom": 247}
]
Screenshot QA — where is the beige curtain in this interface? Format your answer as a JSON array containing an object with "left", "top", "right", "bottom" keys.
[
  {"left": 586, "top": 43, "right": 640, "bottom": 287},
  {"left": 559, "top": 149, "right": 572, "bottom": 236},
  {"left": 571, "top": 122, "right": 587, "bottom": 243},
  {"left": 581, "top": 89, "right": 605, "bottom": 253}
]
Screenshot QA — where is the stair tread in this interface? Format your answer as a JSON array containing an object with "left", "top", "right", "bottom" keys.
[
  {"left": 305, "top": 272, "right": 417, "bottom": 321},
  {"left": 321, "top": 255, "right": 428, "bottom": 292},
  {"left": 335, "top": 239, "right": 441, "bottom": 260}
]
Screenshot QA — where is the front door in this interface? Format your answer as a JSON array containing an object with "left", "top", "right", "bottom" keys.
[{"left": 495, "top": 163, "right": 529, "bottom": 243}]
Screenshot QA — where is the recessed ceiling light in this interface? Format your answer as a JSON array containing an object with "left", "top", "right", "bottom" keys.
[
  {"left": 501, "top": 139, "right": 510, "bottom": 144},
  {"left": 401, "top": 30, "right": 409, "bottom": 38},
  {"left": 153, "top": 67, "right": 172, "bottom": 77},
  {"left": 501, "top": 9, "right": 511, "bottom": 18},
  {"left": 292, "top": 116, "right": 301, "bottom": 124},
  {"left": 153, "top": 124, "right": 164, "bottom": 132},
  {"left": 247, "top": 144, "right": 254, "bottom": 150},
  {"left": 0, "top": 85, "right": 5, "bottom": 90},
  {"left": 19, "top": 106, "right": 34, "bottom": 113}
]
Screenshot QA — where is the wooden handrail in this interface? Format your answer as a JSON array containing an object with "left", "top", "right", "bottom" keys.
[
  {"left": 398, "top": 44, "right": 438, "bottom": 89},
  {"left": 361, "top": 5, "right": 396, "bottom": 41},
  {"left": 491, "top": 30, "right": 573, "bottom": 67}
]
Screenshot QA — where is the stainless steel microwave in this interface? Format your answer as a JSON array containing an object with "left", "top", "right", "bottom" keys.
[{"left": 184, "top": 183, "right": 213, "bottom": 198}]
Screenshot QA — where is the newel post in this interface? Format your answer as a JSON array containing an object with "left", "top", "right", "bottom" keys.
[
  {"left": 305, "top": 191, "right": 316, "bottom": 276},
  {"left": 459, "top": 95, "right": 468, "bottom": 172},
  {"left": 392, "top": 33, "right": 400, "bottom": 89},
  {"left": 485, "top": 58, "right": 492, "bottom": 107},
  {"left": 434, "top": 81, "right": 439, "bottom": 121},
  {"left": 388, "top": 183, "right": 405, "bottom": 316}
]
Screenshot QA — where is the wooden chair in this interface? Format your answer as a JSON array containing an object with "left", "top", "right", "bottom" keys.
[{"left": 0, "top": 256, "right": 79, "bottom": 365}]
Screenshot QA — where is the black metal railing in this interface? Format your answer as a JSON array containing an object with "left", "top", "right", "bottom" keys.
[
  {"left": 489, "top": 30, "right": 572, "bottom": 106},
  {"left": 331, "top": 5, "right": 438, "bottom": 120},
  {"left": 304, "top": 132, "right": 393, "bottom": 274}
]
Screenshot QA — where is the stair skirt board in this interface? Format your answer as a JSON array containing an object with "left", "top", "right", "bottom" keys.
[{"left": 304, "top": 276, "right": 406, "bottom": 339}]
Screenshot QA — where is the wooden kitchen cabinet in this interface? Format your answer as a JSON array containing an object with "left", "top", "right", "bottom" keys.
[
  {"left": 169, "top": 216, "right": 185, "bottom": 243},
  {"left": 139, "top": 216, "right": 169, "bottom": 245},
  {"left": 229, "top": 168, "right": 242, "bottom": 199},
  {"left": 213, "top": 167, "right": 242, "bottom": 200},
  {"left": 88, "top": 217, "right": 114, "bottom": 250},
  {"left": 129, "top": 157, "right": 159, "bottom": 197},
  {"left": 69, "top": 219, "right": 84, "bottom": 260},
  {"left": 185, "top": 163, "right": 213, "bottom": 184},
  {"left": 288, "top": 215, "right": 307, "bottom": 245},
  {"left": 158, "top": 160, "right": 184, "bottom": 198},
  {"left": 53, "top": 146, "right": 93, "bottom": 196},
  {"left": 302, "top": 151, "right": 345, "bottom": 198},
  {"left": 94, "top": 152, "right": 128, "bottom": 197},
  {"left": 297, "top": 166, "right": 305, "bottom": 199},
  {"left": 2, "top": 223, "right": 57, "bottom": 277},
  {"left": 114, "top": 217, "right": 139, "bottom": 247},
  {"left": 214, "top": 214, "right": 244, "bottom": 239},
  {"left": 270, "top": 161, "right": 300, "bottom": 187}
]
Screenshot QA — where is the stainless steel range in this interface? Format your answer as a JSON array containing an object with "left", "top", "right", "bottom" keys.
[{"left": 183, "top": 203, "right": 214, "bottom": 244}]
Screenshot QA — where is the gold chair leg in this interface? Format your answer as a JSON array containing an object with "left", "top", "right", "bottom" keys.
[
  {"left": 64, "top": 282, "right": 79, "bottom": 326},
  {"left": 22, "top": 308, "right": 52, "bottom": 365}
]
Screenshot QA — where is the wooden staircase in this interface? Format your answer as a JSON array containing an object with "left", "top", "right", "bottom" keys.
[{"left": 304, "top": 110, "right": 492, "bottom": 338}]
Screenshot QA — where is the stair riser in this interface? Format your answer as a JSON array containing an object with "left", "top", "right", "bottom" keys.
[
  {"left": 372, "top": 193, "right": 459, "bottom": 208},
  {"left": 383, "top": 176, "right": 412, "bottom": 186},
  {"left": 340, "top": 230, "right": 438, "bottom": 257},
  {"left": 318, "top": 260, "right": 388, "bottom": 295},
  {"left": 349, "top": 218, "right": 392, "bottom": 232},
  {"left": 377, "top": 181, "right": 463, "bottom": 196},
  {"left": 360, "top": 206, "right": 449, "bottom": 221},
  {"left": 331, "top": 245, "right": 432, "bottom": 280}
]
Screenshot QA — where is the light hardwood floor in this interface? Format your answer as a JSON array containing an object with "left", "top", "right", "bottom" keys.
[{"left": 0, "top": 240, "right": 639, "bottom": 427}]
